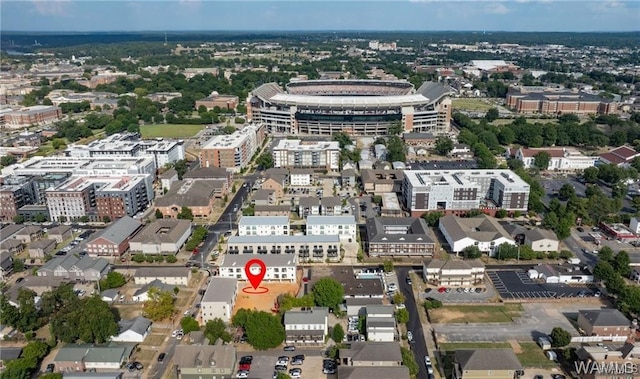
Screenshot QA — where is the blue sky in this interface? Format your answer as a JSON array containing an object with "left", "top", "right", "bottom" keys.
[{"left": 1, "top": 1, "right": 638, "bottom": 32}]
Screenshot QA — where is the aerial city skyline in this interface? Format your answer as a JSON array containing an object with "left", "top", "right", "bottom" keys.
[{"left": 1, "top": 0, "right": 639, "bottom": 32}]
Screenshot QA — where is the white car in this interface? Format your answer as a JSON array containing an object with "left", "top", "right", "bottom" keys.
[
  {"left": 171, "top": 330, "right": 179, "bottom": 338},
  {"left": 236, "top": 371, "right": 249, "bottom": 379},
  {"left": 407, "top": 331, "right": 413, "bottom": 341},
  {"left": 395, "top": 303, "right": 406, "bottom": 310},
  {"left": 388, "top": 283, "right": 397, "bottom": 291}
]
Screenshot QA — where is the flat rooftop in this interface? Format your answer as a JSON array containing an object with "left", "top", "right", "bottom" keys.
[{"left": 274, "top": 139, "right": 340, "bottom": 151}]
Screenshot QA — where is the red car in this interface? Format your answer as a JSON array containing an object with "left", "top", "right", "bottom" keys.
[
  {"left": 438, "top": 287, "right": 447, "bottom": 293},
  {"left": 238, "top": 363, "right": 251, "bottom": 371}
]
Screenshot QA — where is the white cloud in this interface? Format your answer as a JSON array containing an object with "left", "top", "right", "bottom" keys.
[
  {"left": 31, "top": 0, "right": 70, "bottom": 16},
  {"left": 603, "top": 0, "right": 624, "bottom": 8},
  {"left": 485, "top": 2, "right": 509, "bottom": 14}
]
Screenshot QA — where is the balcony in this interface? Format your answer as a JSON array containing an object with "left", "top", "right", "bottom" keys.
[
  {"left": 257, "top": 249, "right": 268, "bottom": 254},
  {"left": 242, "top": 249, "right": 253, "bottom": 254}
]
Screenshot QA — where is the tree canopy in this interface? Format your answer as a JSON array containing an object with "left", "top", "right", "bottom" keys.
[
  {"left": 142, "top": 288, "right": 176, "bottom": 321},
  {"left": 232, "top": 309, "right": 285, "bottom": 350},
  {"left": 204, "top": 318, "right": 233, "bottom": 344},
  {"left": 312, "top": 277, "right": 344, "bottom": 310}
]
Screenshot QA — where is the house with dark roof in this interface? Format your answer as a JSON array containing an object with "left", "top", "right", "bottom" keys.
[
  {"left": 0, "top": 225, "right": 25, "bottom": 242},
  {"left": 0, "top": 347, "right": 22, "bottom": 370},
  {"left": 13, "top": 226, "right": 43, "bottom": 244},
  {"left": 339, "top": 342, "right": 403, "bottom": 367},
  {"left": 252, "top": 189, "right": 276, "bottom": 206},
  {"left": 128, "top": 219, "right": 191, "bottom": 255},
  {"left": 159, "top": 167, "right": 178, "bottom": 192},
  {"left": 599, "top": 145, "right": 640, "bottom": 167},
  {"left": 360, "top": 169, "right": 404, "bottom": 194},
  {"left": 155, "top": 180, "right": 222, "bottom": 219},
  {"left": 53, "top": 343, "right": 132, "bottom": 372},
  {"left": 423, "top": 259, "right": 485, "bottom": 286},
  {"left": 86, "top": 216, "right": 143, "bottom": 257},
  {"left": 173, "top": 341, "right": 236, "bottom": 379},
  {"left": 133, "top": 279, "right": 176, "bottom": 302},
  {"left": 284, "top": 307, "right": 329, "bottom": 345},
  {"left": 110, "top": 316, "right": 152, "bottom": 343},
  {"left": 254, "top": 204, "right": 290, "bottom": 216},
  {"left": 453, "top": 349, "right": 523, "bottom": 379},
  {"left": 0, "top": 251, "right": 13, "bottom": 280},
  {"left": 0, "top": 238, "right": 23, "bottom": 255},
  {"left": 366, "top": 217, "right": 436, "bottom": 257},
  {"left": 298, "top": 196, "right": 320, "bottom": 218},
  {"left": 37, "top": 255, "right": 110, "bottom": 281},
  {"left": 439, "top": 214, "right": 515, "bottom": 256},
  {"left": 320, "top": 196, "right": 342, "bottom": 216},
  {"left": 577, "top": 309, "right": 632, "bottom": 337}
]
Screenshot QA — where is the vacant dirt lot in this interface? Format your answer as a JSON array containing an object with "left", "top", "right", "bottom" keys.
[{"left": 233, "top": 280, "right": 301, "bottom": 315}]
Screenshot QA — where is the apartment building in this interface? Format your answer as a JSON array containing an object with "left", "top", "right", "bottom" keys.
[
  {"left": 439, "top": 214, "right": 515, "bottom": 256},
  {"left": 199, "top": 124, "right": 265, "bottom": 172},
  {"left": 514, "top": 147, "right": 597, "bottom": 171},
  {"left": 506, "top": 86, "right": 617, "bottom": 115},
  {"left": 195, "top": 92, "right": 239, "bottom": 110},
  {"left": 238, "top": 216, "right": 290, "bottom": 236},
  {"left": 0, "top": 176, "right": 37, "bottom": 222},
  {"left": 403, "top": 169, "right": 530, "bottom": 217},
  {"left": 155, "top": 179, "right": 221, "bottom": 219},
  {"left": 306, "top": 215, "right": 357, "bottom": 242},
  {"left": 365, "top": 217, "right": 436, "bottom": 257},
  {"left": 272, "top": 139, "right": 341, "bottom": 171},
  {"left": 5, "top": 156, "right": 156, "bottom": 177},
  {"left": 85, "top": 216, "right": 143, "bottom": 257},
  {"left": 3, "top": 105, "right": 62, "bottom": 128},
  {"left": 218, "top": 254, "right": 297, "bottom": 282},
  {"left": 284, "top": 307, "right": 329, "bottom": 345},
  {"left": 201, "top": 278, "right": 238, "bottom": 323},
  {"left": 226, "top": 235, "right": 341, "bottom": 262}
]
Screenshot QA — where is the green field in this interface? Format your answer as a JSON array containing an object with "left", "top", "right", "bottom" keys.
[
  {"left": 140, "top": 124, "right": 205, "bottom": 138},
  {"left": 439, "top": 342, "right": 557, "bottom": 369},
  {"left": 452, "top": 98, "right": 496, "bottom": 111},
  {"left": 429, "top": 304, "right": 524, "bottom": 323}
]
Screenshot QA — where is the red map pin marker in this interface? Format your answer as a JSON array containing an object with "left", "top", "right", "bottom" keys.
[{"left": 244, "top": 258, "right": 266, "bottom": 290}]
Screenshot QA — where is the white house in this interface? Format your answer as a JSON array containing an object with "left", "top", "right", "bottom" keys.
[
  {"left": 365, "top": 305, "right": 396, "bottom": 342},
  {"left": 524, "top": 228, "right": 560, "bottom": 252},
  {"left": 439, "top": 214, "right": 515, "bottom": 256},
  {"left": 284, "top": 307, "right": 329, "bottom": 345},
  {"left": 289, "top": 169, "right": 313, "bottom": 186},
  {"left": 218, "top": 254, "right": 297, "bottom": 282},
  {"left": 529, "top": 264, "right": 594, "bottom": 284},
  {"left": 100, "top": 289, "right": 120, "bottom": 303},
  {"left": 110, "top": 316, "right": 152, "bottom": 343},
  {"left": 133, "top": 267, "right": 192, "bottom": 286},
  {"left": 238, "top": 216, "right": 290, "bottom": 236},
  {"left": 306, "top": 215, "right": 357, "bottom": 242},
  {"left": 201, "top": 278, "right": 238, "bottom": 323},
  {"left": 515, "top": 147, "right": 597, "bottom": 172}
]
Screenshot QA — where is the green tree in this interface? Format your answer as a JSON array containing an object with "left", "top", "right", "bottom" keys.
[
  {"left": 495, "top": 209, "right": 508, "bottom": 218},
  {"left": 400, "top": 347, "right": 419, "bottom": 376},
  {"left": 132, "top": 253, "right": 145, "bottom": 263},
  {"left": 388, "top": 121, "right": 402, "bottom": 136},
  {"left": 550, "top": 327, "right": 572, "bottom": 347},
  {"left": 50, "top": 296, "right": 119, "bottom": 343},
  {"left": 142, "top": 288, "right": 175, "bottom": 321},
  {"left": 533, "top": 151, "right": 551, "bottom": 170},
  {"left": 174, "top": 159, "right": 188, "bottom": 180},
  {"left": 102, "top": 216, "right": 111, "bottom": 223},
  {"left": 393, "top": 292, "right": 406, "bottom": 305},
  {"left": 180, "top": 316, "right": 200, "bottom": 334},
  {"left": 222, "top": 126, "right": 237, "bottom": 134},
  {"left": 383, "top": 260, "right": 394, "bottom": 273},
  {"left": 332, "top": 323, "right": 345, "bottom": 343},
  {"left": 12, "top": 215, "right": 25, "bottom": 224},
  {"left": 395, "top": 308, "right": 409, "bottom": 324},
  {"left": 256, "top": 152, "right": 274, "bottom": 169},
  {"left": 99, "top": 271, "right": 127, "bottom": 290},
  {"left": 558, "top": 184, "right": 576, "bottom": 201},
  {"left": 166, "top": 254, "right": 177, "bottom": 263},
  {"left": 312, "top": 277, "right": 345, "bottom": 310},
  {"left": 0, "top": 155, "right": 17, "bottom": 167},
  {"left": 434, "top": 136, "right": 454, "bottom": 156},
  {"left": 462, "top": 245, "right": 482, "bottom": 259},
  {"left": 598, "top": 246, "right": 614, "bottom": 263},
  {"left": 13, "top": 258, "right": 25, "bottom": 273},
  {"left": 177, "top": 206, "right": 194, "bottom": 220},
  {"left": 583, "top": 167, "right": 599, "bottom": 183},
  {"left": 204, "top": 318, "right": 233, "bottom": 344},
  {"left": 422, "top": 211, "right": 444, "bottom": 227},
  {"left": 424, "top": 298, "right": 443, "bottom": 309},
  {"left": 332, "top": 132, "right": 352, "bottom": 148},
  {"left": 232, "top": 309, "right": 285, "bottom": 350},
  {"left": 276, "top": 373, "right": 292, "bottom": 379},
  {"left": 613, "top": 251, "right": 631, "bottom": 277},
  {"left": 485, "top": 107, "right": 500, "bottom": 122},
  {"left": 155, "top": 208, "right": 164, "bottom": 219},
  {"left": 277, "top": 293, "right": 315, "bottom": 313}
]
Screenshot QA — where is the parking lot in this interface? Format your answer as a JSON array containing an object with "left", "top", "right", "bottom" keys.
[
  {"left": 488, "top": 270, "right": 595, "bottom": 299},
  {"left": 236, "top": 351, "right": 332, "bottom": 379},
  {"left": 420, "top": 285, "right": 496, "bottom": 303}
]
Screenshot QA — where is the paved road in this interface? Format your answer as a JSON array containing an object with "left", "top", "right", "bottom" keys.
[
  {"left": 148, "top": 335, "right": 178, "bottom": 379},
  {"left": 396, "top": 267, "right": 428, "bottom": 379}
]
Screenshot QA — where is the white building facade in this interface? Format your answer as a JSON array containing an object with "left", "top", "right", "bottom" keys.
[
  {"left": 306, "top": 215, "right": 357, "bottom": 242},
  {"left": 272, "top": 139, "right": 341, "bottom": 171},
  {"left": 515, "top": 147, "right": 597, "bottom": 171},
  {"left": 238, "top": 216, "right": 290, "bottom": 236},
  {"left": 201, "top": 278, "right": 238, "bottom": 323},
  {"left": 218, "top": 254, "right": 297, "bottom": 282}
]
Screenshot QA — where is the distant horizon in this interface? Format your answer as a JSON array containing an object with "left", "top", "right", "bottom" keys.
[
  {"left": 2, "top": 30, "right": 639, "bottom": 34},
  {"left": 1, "top": 1, "right": 639, "bottom": 33}
]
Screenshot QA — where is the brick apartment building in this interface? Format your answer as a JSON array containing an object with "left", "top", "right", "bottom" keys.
[
  {"left": 199, "top": 124, "right": 265, "bottom": 172},
  {"left": 195, "top": 92, "right": 239, "bottom": 110},
  {"left": 0, "top": 177, "right": 37, "bottom": 222},
  {"left": 506, "top": 86, "right": 617, "bottom": 115},
  {"left": 3, "top": 106, "right": 62, "bottom": 128}
]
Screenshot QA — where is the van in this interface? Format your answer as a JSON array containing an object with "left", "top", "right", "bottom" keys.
[{"left": 537, "top": 336, "right": 552, "bottom": 350}]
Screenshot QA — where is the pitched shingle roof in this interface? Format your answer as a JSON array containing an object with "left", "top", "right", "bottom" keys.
[
  {"left": 89, "top": 216, "right": 142, "bottom": 245},
  {"left": 440, "top": 214, "right": 513, "bottom": 243},
  {"left": 579, "top": 309, "right": 630, "bottom": 327},
  {"left": 117, "top": 316, "right": 151, "bottom": 335},
  {"left": 455, "top": 349, "right": 523, "bottom": 371}
]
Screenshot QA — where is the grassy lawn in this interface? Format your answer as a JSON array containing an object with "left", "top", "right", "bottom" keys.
[
  {"left": 429, "top": 304, "right": 523, "bottom": 323},
  {"left": 140, "top": 124, "right": 205, "bottom": 138},
  {"left": 439, "top": 342, "right": 511, "bottom": 350},
  {"left": 439, "top": 342, "right": 557, "bottom": 369},
  {"left": 452, "top": 98, "right": 495, "bottom": 111}
]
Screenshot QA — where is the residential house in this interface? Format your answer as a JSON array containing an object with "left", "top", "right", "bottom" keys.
[
  {"left": 577, "top": 309, "right": 632, "bottom": 338},
  {"left": 54, "top": 344, "right": 132, "bottom": 372},
  {"left": 0, "top": 251, "right": 13, "bottom": 281},
  {"left": 524, "top": 228, "right": 560, "bottom": 252},
  {"left": 339, "top": 342, "right": 403, "bottom": 367},
  {"left": 218, "top": 254, "right": 296, "bottom": 282},
  {"left": 342, "top": 169, "right": 357, "bottom": 188},
  {"left": 110, "top": 316, "right": 152, "bottom": 343},
  {"left": 174, "top": 341, "right": 237, "bottom": 379},
  {"left": 423, "top": 259, "right": 486, "bottom": 286},
  {"left": 366, "top": 305, "right": 396, "bottom": 342},
  {"left": 47, "top": 225, "right": 73, "bottom": 243},
  {"left": 132, "top": 279, "right": 176, "bottom": 302},
  {"left": 284, "top": 307, "right": 329, "bottom": 345},
  {"left": 320, "top": 197, "right": 342, "bottom": 216},
  {"left": 37, "top": 255, "right": 110, "bottom": 281},
  {"left": 201, "top": 278, "right": 238, "bottom": 323},
  {"left": 453, "top": 349, "right": 523, "bottom": 379},
  {"left": 439, "top": 214, "right": 515, "bottom": 256},
  {"left": 346, "top": 297, "right": 384, "bottom": 317},
  {"left": 365, "top": 217, "right": 436, "bottom": 257},
  {"left": 128, "top": 219, "right": 192, "bottom": 255},
  {"left": 337, "top": 367, "right": 410, "bottom": 379},
  {"left": 252, "top": 189, "right": 276, "bottom": 206},
  {"left": 101, "top": 288, "right": 120, "bottom": 303},
  {"left": 306, "top": 215, "right": 357, "bottom": 242},
  {"left": 0, "top": 347, "right": 22, "bottom": 371},
  {"left": 254, "top": 205, "right": 290, "bottom": 216},
  {"left": 0, "top": 225, "right": 25, "bottom": 242},
  {"left": 28, "top": 238, "right": 56, "bottom": 258},
  {"left": 289, "top": 168, "right": 314, "bottom": 186},
  {"left": 14, "top": 226, "right": 43, "bottom": 244},
  {"left": 238, "top": 216, "right": 290, "bottom": 236},
  {"left": 0, "top": 239, "right": 24, "bottom": 255},
  {"left": 85, "top": 216, "right": 143, "bottom": 257},
  {"left": 298, "top": 197, "right": 320, "bottom": 218},
  {"left": 262, "top": 168, "right": 288, "bottom": 198},
  {"left": 133, "top": 267, "right": 192, "bottom": 286},
  {"left": 155, "top": 180, "right": 222, "bottom": 219}
]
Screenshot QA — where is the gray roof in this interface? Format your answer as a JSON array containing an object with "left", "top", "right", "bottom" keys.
[
  {"left": 55, "top": 346, "right": 90, "bottom": 362},
  {"left": 173, "top": 344, "right": 237, "bottom": 370},
  {"left": 342, "top": 169, "right": 357, "bottom": 177},
  {"left": 366, "top": 217, "right": 435, "bottom": 244},
  {"left": 117, "top": 316, "right": 151, "bottom": 335},
  {"left": 183, "top": 167, "right": 229, "bottom": 179},
  {"left": 83, "top": 347, "right": 126, "bottom": 363},
  {"left": 62, "top": 373, "right": 124, "bottom": 379},
  {"left": 202, "top": 278, "right": 238, "bottom": 303},
  {"left": 284, "top": 307, "right": 329, "bottom": 326},
  {"left": 1, "top": 238, "right": 23, "bottom": 250},
  {"left": 0, "top": 225, "right": 25, "bottom": 241},
  {"left": 39, "top": 255, "right": 109, "bottom": 274},
  {"left": 129, "top": 219, "right": 191, "bottom": 245},
  {"left": 345, "top": 297, "right": 383, "bottom": 306},
  {"left": 0, "top": 251, "right": 12, "bottom": 271},
  {"left": 228, "top": 235, "right": 339, "bottom": 244},
  {"left": 253, "top": 189, "right": 275, "bottom": 201},
  {"left": 0, "top": 347, "right": 22, "bottom": 362},
  {"left": 340, "top": 342, "right": 402, "bottom": 363},
  {"left": 320, "top": 196, "right": 342, "bottom": 208},
  {"left": 155, "top": 180, "right": 222, "bottom": 207},
  {"left": 159, "top": 168, "right": 178, "bottom": 179},
  {"left": 239, "top": 216, "right": 289, "bottom": 226},
  {"left": 365, "top": 305, "right": 394, "bottom": 316},
  {"left": 254, "top": 205, "right": 290, "bottom": 212},
  {"left": 579, "top": 309, "right": 631, "bottom": 327},
  {"left": 307, "top": 215, "right": 355, "bottom": 226},
  {"left": 417, "top": 81, "right": 455, "bottom": 102},
  {"left": 455, "top": 349, "right": 523, "bottom": 371},
  {"left": 16, "top": 226, "right": 43, "bottom": 236},
  {"left": 101, "top": 288, "right": 119, "bottom": 299},
  {"left": 89, "top": 216, "right": 142, "bottom": 245},
  {"left": 135, "top": 266, "right": 190, "bottom": 278},
  {"left": 134, "top": 279, "right": 176, "bottom": 297},
  {"left": 299, "top": 196, "right": 320, "bottom": 207},
  {"left": 315, "top": 267, "right": 383, "bottom": 297},
  {"left": 440, "top": 214, "right": 513, "bottom": 243},
  {"left": 424, "top": 259, "right": 485, "bottom": 271},
  {"left": 29, "top": 238, "right": 56, "bottom": 250},
  {"left": 524, "top": 228, "right": 558, "bottom": 242},
  {"left": 220, "top": 254, "right": 296, "bottom": 268},
  {"left": 337, "top": 366, "right": 410, "bottom": 379},
  {"left": 47, "top": 225, "right": 72, "bottom": 236},
  {"left": 367, "top": 317, "right": 395, "bottom": 328}
]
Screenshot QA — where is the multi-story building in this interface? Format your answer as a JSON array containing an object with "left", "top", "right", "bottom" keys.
[
  {"left": 3, "top": 105, "right": 62, "bottom": 128},
  {"left": 195, "top": 92, "right": 239, "bottom": 111},
  {"left": 506, "top": 85, "right": 617, "bottom": 115},
  {"left": 306, "top": 215, "right": 357, "bottom": 242},
  {"left": 199, "top": 124, "right": 265, "bottom": 172},
  {"left": 155, "top": 179, "right": 224, "bottom": 219},
  {"left": 284, "top": 307, "right": 329, "bottom": 346},
  {"left": 65, "top": 132, "right": 185, "bottom": 168},
  {"left": 85, "top": 216, "right": 143, "bottom": 257},
  {"left": 200, "top": 278, "right": 238, "bottom": 323},
  {"left": 403, "top": 169, "right": 530, "bottom": 217},
  {"left": 226, "top": 235, "right": 341, "bottom": 262},
  {"left": 599, "top": 145, "right": 640, "bottom": 167},
  {"left": 272, "top": 139, "right": 341, "bottom": 171},
  {"left": 4, "top": 156, "right": 156, "bottom": 177},
  {"left": 238, "top": 216, "right": 290, "bottom": 236},
  {"left": 0, "top": 176, "right": 37, "bottom": 222},
  {"left": 218, "top": 254, "right": 297, "bottom": 282},
  {"left": 423, "top": 259, "right": 485, "bottom": 286},
  {"left": 45, "top": 175, "right": 153, "bottom": 222},
  {"left": 439, "top": 214, "right": 515, "bottom": 256},
  {"left": 365, "top": 217, "right": 436, "bottom": 257},
  {"left": 513, "top": 147, "right": 597, "bottom": 171}
]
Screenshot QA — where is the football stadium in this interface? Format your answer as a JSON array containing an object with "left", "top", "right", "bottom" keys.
[{"left": 246, "top": 80, "right": 454, "bottom": 136}]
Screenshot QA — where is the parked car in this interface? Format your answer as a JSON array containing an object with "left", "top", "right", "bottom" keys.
[
  {"left": 239, "top": 356, "right": 253, "bottom": 364},
  {"left": 289, "top": 368, "right": 302, "bottom": 378},
  {"left": 46, "top": 364, "right": 55, "bottom": 373},
  {"left": 157, "top": 353, "right": 166, "bottom": 362},
  {"left": 407, "top": 331, "right": 413, "bottom": 342},
  {"left": 283, "top": 345, "right": 296, "bottom": 352}
]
